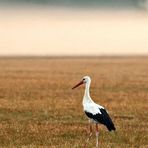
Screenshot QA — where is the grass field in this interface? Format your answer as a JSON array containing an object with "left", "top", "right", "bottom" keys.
[{"left": 0, "top": 57, "right": 148, "bottom": 147}]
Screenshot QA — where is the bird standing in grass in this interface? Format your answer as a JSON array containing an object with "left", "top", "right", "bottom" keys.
[{"left": 72, "top": 76, "right": 116, "bottom": 148}]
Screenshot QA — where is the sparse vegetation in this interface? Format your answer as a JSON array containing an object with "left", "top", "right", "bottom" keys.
[{"left": 0, "top": 57, "right": 148, "bottom": 147}]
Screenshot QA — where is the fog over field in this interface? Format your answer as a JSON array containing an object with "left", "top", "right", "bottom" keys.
[{"left": 0, "top": 1, "right": 148, "bottom": 56}]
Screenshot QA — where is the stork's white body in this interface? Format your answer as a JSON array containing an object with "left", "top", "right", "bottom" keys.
[{"left": 83, "top": 101, "right": 104, "bottom": 117}]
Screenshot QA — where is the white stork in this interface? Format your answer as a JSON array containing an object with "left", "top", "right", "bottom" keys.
[{"left": 72, "top": 76, "right": 115, "bottom": 147}]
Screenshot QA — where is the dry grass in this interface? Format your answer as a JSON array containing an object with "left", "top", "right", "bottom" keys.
[{"left": 0, "top": 57, "right": 148, "bottom": 147}]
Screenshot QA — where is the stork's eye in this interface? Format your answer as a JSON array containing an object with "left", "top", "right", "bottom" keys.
[{"left": 83, "top": 78, "right": 85, "bottom": 81}]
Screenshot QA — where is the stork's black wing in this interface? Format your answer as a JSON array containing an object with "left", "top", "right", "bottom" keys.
[{"left": 85, "top": 108, "right": 116, "bottom": 131}]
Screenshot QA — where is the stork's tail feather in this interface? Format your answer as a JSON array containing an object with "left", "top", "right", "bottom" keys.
[
  {"left": 105, "top": 116, "right": 116, "bottom": 131},
  {"left": 107, "top": 123, "right": 116, "bottom": 131},
  {"left": 99, "top": 108, "right": 116, "bottom": 131}
]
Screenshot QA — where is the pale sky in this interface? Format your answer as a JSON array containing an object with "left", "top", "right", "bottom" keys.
[{"left": 0, "top": 6, "right": 148, "bottom": 56}]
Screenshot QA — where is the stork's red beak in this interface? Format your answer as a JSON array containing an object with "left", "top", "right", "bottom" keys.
[{"left": 72, "top": 80, "right": 84, "bottom": 89}]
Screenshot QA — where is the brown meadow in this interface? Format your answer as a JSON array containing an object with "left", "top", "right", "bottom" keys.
[{"left": 0, "top": 57, "right": 148, "bottom": 147}]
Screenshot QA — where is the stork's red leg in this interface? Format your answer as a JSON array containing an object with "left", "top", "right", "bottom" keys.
[
  {"left": 89, "top": 123, "right": 93, "bottom": 136},
  {"left": 95, "top": 124, "right": 99, "bottom": 148}
]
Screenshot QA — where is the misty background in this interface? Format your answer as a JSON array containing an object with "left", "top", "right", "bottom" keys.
[{"left": 0, "top": 0, "right": 148, "bottom": 56}]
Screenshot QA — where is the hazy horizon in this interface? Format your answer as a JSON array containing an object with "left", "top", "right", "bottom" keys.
[{"left": 0, "top": 4, "right": 148, "bottom": 56}]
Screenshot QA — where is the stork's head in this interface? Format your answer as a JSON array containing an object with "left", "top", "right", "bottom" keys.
[{"left": 72, "top": 76, "right": 91, "bottom": 89}]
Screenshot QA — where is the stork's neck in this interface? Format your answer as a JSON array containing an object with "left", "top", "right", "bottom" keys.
[{"left": 83, "top": 81, "right": 93, "bottom": 103}]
